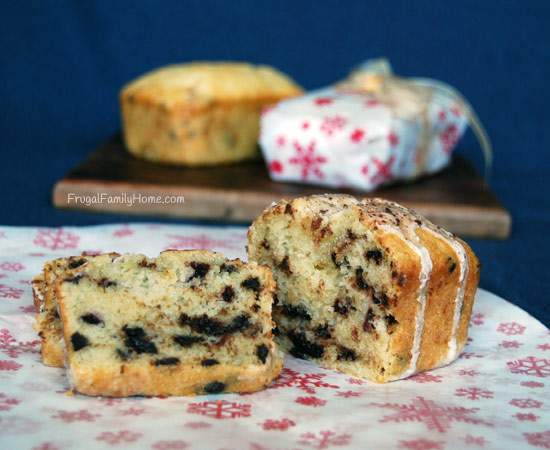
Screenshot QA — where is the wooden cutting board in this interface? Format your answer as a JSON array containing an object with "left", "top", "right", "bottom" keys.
[{"left": 53, "top": 135, "right": 511, "bottom": 239}]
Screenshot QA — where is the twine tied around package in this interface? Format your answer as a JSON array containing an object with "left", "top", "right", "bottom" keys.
[{"left": 338, "top": 58, "right": 493, "bottom": 179}]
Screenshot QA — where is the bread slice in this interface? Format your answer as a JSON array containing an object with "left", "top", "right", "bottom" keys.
[
  {"left": 55, "top": 250, "right": 282, "bottom": 396},
  {"left": 247, "top": 195, "right": 479, "bottom": 383}
]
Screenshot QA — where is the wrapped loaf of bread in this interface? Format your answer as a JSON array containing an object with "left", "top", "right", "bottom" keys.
[
  {"left": 248, "top": 195, "right": 480, "bottom": 382},
  {"left": 121, "top": 62, "right": 303, "bottom": 166}
]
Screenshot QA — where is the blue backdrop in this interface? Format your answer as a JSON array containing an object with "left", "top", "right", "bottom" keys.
[{"left": 1, "top": 1, "right": 549, "bottom": 325}]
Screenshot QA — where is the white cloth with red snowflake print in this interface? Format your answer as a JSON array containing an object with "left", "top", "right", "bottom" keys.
[
  {"left": 0, "top": 224, "right": 548, "bottom": 450},
  {"left": 260, "top": 86, "right": 467, "bottom": 191}
]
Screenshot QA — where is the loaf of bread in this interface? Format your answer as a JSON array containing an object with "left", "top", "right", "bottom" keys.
[
  {"left": 247, "top": 195, "right": 479, "bottom": 383},
  {"left": 120, "top": 62, "right": 303, "bottom": 166},
  {"left": 54, "top": 250, "right": 281, "bottom": 396}
]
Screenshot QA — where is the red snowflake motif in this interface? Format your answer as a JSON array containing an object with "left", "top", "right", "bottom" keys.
[
  {"left": 399, "top": 439, "right": 444, "bottom": 450},
  {"left": 112, "top": 227, "right": 134, "bottom": 238},
  {"left": 32, "top": 443, "right": 60, "bottom": 450},
  {"left": 0, "top": 393, "right": 19, "bottom": 411},
  {"left": 538, "top": 343, "right": 550, "bottom": 351},
  {"left": 509, "top": 398, "right": 543, "bottom": 409},
  {"left": 451, "top": 105, "right": 462, "bottom": 117},
  {"left": 165, "top": 233, "right": 242, "bottom": 251},
  {"left": 0, "top": 262, "right": 24, "bottom": 272},
  {"left": 151, "top": 441, "right": 188, "bottom": 450},
  {"left": 0, "top": 328, "right": 40, "bottom": 358},
  {"left": 34, "top": 228, "right": 79, "bottom": 250},
  {"left": 365, "top": 98, "right": 380, "bottom": 107},
  {"left": 470, "top": 312, "right": 485, "bottom": 326},
  {"left": 370, "top": 156, "right": 395, "bottom": 185},
  {"left": 515, "top": 413, "right": 539, "bottom": 422},
  {"left": 298, "top": 430, "right": 351, "bottom": 449},
  {"left": 388, "top": 131, "right": 399, "bottom": 146},
  {"left": 347, "top": 377, "right": 364, "bottom": 385},
  {"left": 521, "top": 381, "right": 545, "bottom": 388},
  {"left": 302, "top": 121, "right": 310, "bottom": 130},
  {"left": 52, "top": 409, "right": 100, "bottom": 422},
  {"left": 261, "top": 418, "right": 296, "bottom": 431},
  {"left": 187, "top": 400, "right": 251, "bottom": 419},
  {"left": 96, "top": 430, "right": 142, "bottom": 445},
  {"left": 350, "top": 128, "right": 365, "bottom": 143},
  {"left": 497, "top": 322, "right": 526, "bottom": 335},
  {"left": 271, "top": 368, "right": 339, "bottom": 394},
  {"left": 500, "top": 340, "right": 523, "bottom": 349},
  {"left": 119, "top": 406, "right": 145, "bottom": 416},
  {"left": 82, "top": 250, "right": 102, "bottom": 256},
  {"left": 464, "top": 435, "right": 486, "bottom": 447},
  {"left": 459, "top": 352, "right": 484, "bottom": 360},
  {"left": 372, "top": 396, "right": 492, "bottom": 433},
  {"left": 524, "top": 431, "right": 550, "bottom": 448},
  {"left": 0, "top": 284, "right": 24, "bottom": 299},
  {"left": 184, "top": 421, "right": 211, "bottom": 429},
  {"left": 0, "top": 360, "right": 22, "bottom": 371},
  {"left": 320, "top": 115, "right": 347, "bottom": 136},
  {"left": 269, "top": 160, "right": 284, "bottom": 174},
  {"left": 508, "top": 356, "right": 550, "bottom": 378},
  {"left": 296, "top": 396, "right": 326, "bottom": 407},
  {"left": 19, "top": 305, "right": 36, "bottom": 313},
  {"left": 458, "top": 369, "right": 480, "bottom": 377},
  {"left": 455, "top": 387, "right": 494, "bottom": 400},
  {"left": 335, "top": 390, "right": 362, "bottom": 398},
  {"left": 438, "top": 111, "right": 447, "bottom": 121},
  {"left": 314, "top": 97, "right": 333, "bottom": 106},
  {"left": 288, "top": 141, "right": 327, "bottom": 180},
  {"left": 408, "top": 372, "right": 443, "bottom": 383},
  {"left": 440, "top": 124, "right": 459, "bottom": 154},
  {"left": 276, "top": 135, "right": 286, "bottom": 147}
]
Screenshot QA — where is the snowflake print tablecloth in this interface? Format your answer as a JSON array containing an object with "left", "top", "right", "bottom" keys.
[{"left": 0, "top": 223, "right": 548, "bottom": 450}]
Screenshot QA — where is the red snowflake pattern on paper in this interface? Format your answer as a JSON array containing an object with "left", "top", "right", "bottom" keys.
[
  {"left": 454, "top": 387, "right": 494, "bottom": 400},
  {"left": 388, "top": 131, "right": 399, "bottom": 146},
  {"left": 370, "top": 156, "right": 395, "bottom": 185},
  {"left": 151, "top": 441, "right": 188, "bottom": 450},
  {"left": 96, "top": 430, "right": 142, "bottom": 445},
  {"left": 269, "top": 160, "right": 284, "bottom": 174},
  {"left": 524, "top": 431, "right": 550, "bottom": 448},
  {"left": 459, "top": 369, "right": 480, "bottom": 377},
  {"left": 0, "top": 262, "right": 24, "bottom": 272},
  {"left": 314, "top": 97, "right": 333, "bottom": 106},
  {"left": 509, "top": 398, "right": 543, "bottom": 409},
  {"left": 296, "top": 396, "right": 326, "bottom": 407},
  {"left": 497, "top": 322, "right": 526, "bottom": 335},
  {"left": 508, "top": 356, "right": 550, "bottom": 378},
  {"left": 451, "top": 105, "right": 462, "bottom": 117},
  {"left": 335, "top": 390, "right": 362, "bottom": 398},
  {"left": 0, "top": 284, "right": 24, "bottom": 299},
  {"left": 521, "top": 381, "right": 545, "bottom": 388},
  {"left": 399, "top": 439, "right": 444, "bottom": 450},
  {"left": 0, "top": 328, "right": 40, "bottom": 358},
  {"left": 276, "top": 135, "right": 286, "bottom": 147},
  {"left": 302, "top": 121, "right": 310, "bottom": 130},
  {"left": 298, "top": 430, "right": 351, "bottom": 449},
  {"left": 350, "top": 128, "right": 365, "bottom": 143},
  {"left": 347, "top": 377, "right": 364, "bottom": 385},
  {"left": 438, "top": 111, "right": 447, "bottom": 121},
  {"left": 0, "top": 392, "right": 19, "bottom": 411},
  {"left": 52, "top": 409, "right": 100, "bottom": 422},
  {"left": 99, "top": 398, "right": 123, "bottom": 407},
  {"left": 0, "top": 360, "right": 22, "bottom": 371},
  {"left": 187, "top": 400, "right": 251, "bottom": 419},
  {"left": 33, "top": 229, "right": 79, "bottom": 250},
  {"left": 372, "top": 396, "right": 492, "bottom": 433},
  {"left": 261, "top": 418, "right": 296, "bottom": 431},
  {"left": 470, "top": 313, "right": 485, "bottom": 326},
  {"left": 464, "top": 435, "right": 486, "bottom": 447},
  {"left": 271, "top": 368, "right": 339, "bottom": 394},
  {"left": 320, "top": 115, "right": 347, "bottom": 136},
  {"left": 19, "top": 304, "right": 36, "bottom": 313},
  {"left": 515, "top": 413, "right": 539, "bottom": 422},
  {"left": 365, "top": 98, "right": 380, "bottom": 107},
  {"left": 288, "top": 141, "right": 327, "bottom": 180},
  {"left": 538, "top": 343, "right": 550, "bottom": 351},
  {"left": 500, "top": 340, "right": 522, "bottom": 349},
  {"left": 32, "top": 443, "right": 60, "bottom": 450},
  {"left": 165, "top": 233, "right": 242, "bottom": 251},
  {"left": 459, "top": 352, "right": 484, "bottom": 360},
  {"left": 409, "top": 372, "right": 443, "bottom": 383},
  {"left": 440, "top": 124, "right": 459, "bottom": 154},
  {"left": 112, "top": 227, "right": 134, "bottom": 238},
  {"left": 120, "top": 406, "right": 145, "bottom": 416},
  {"left": 184, "top": 421, "right": 211, "bottom": 429}
]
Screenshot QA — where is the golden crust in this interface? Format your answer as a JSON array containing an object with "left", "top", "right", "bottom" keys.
[
  {"left": 456, "top": 238, "right": 480, "bottom": 351},
  {"left": 120, "top": 62, "right": 303, "bottom": 166}
]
